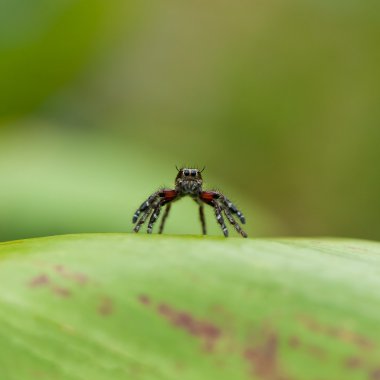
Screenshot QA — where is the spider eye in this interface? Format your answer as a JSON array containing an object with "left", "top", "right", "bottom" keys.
[
  {"left": 184, "top": 170, "right": 189, "bottom": 176},
  {"left": 191, "top": 170, "right": 197, "bottom": 177}
]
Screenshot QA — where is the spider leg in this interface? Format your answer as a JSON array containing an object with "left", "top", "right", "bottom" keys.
[
  {"left": 147, "top": 201, "right": 164, "bottom": 233},
  {"left": 159, "top": 203, "right": 172, "bottom": 234},
  {"left": 199, "top": 204, "right": 207, "bottom": 235},
  {"left": 133, "top": 201, "right": 157, "bottom": 232},
  {"left": 200, "top": 190, "right": 248, "bottom": 238},
  {"left": 133, "top": 191, "right": 159, "bottom": 223},
  {"left": 222, "top": 206, "right": 248, "bottom": 238},
  {"left": 200, "top": 194, "right": 228, "bottom": 237},
  {"left": 193, "top": 199, "right": 207, "bottom": 235},
  {"left": 220, "top": 196, "right": 246, "bottom": 224},
  {"left": 213, "top": 201, "right": 228, "bottom": 237},
  {"left": 133, "top": 189, "right": 178, "bottom": 234}
]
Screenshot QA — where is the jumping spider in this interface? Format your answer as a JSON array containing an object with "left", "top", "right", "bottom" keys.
[{"left": 132, "top": 167, "right": 247, "bottom": 238}]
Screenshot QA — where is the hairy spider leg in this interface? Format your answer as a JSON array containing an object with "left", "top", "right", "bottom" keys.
[
  {"left": 213, "top": 201, "right": 228, "bottom": 237},
  {"left": 220, "top": 196, "right": 246, "bottom": 224},
  {"left": 200, "top": 191, "right": 248, "bottom": 238},
  {"left": 154, "top": 189, "right": 178, "bottom": 233},
  {"left": 192, "top": 199, "right": 207, "bottom": 235},
  {"left": 199, "top": 204, "right": 207, "bottom": 235},
  {"left": 133, "top": 192, "right": 160, "bottom": 223},
  {"left": 133, "top": 198, "right": 159, "bottom": 232},
  {"left": 200, "top": 191, "right": 228, "bottom": 237},
  {"left": 159, "top": 203, "right": 172, "bottom": 234},
  {"left": 147, "top": 201, "right": 164, "bottom": 233},
  {"left": 222, "top": 206, "right": 248, "bottom": 238},
  {"left": 147, "top": 189, "right": 177, "bottom": 233},
  {"left": 133, "top": 189, "right": 177, "bottom": 234}
]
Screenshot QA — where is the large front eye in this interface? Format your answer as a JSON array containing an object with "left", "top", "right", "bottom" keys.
[
  {"left": 191, "top": 170, "right": 197, "bottom": 177},
  {"left": 184, "top": 170, "right": 189, "bottom": 176}
]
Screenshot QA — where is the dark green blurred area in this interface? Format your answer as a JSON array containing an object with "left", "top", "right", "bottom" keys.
[{"left": 0, "top": 0, "right": 379, "bottom": 241}]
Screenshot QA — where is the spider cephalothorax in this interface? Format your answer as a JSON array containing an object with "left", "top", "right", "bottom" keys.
[
  {"left": 132, "top": 167, "right": 247, "bottom": 238},
  {"left": 175, "top": 167, "right": 203, "bottom": 195}
]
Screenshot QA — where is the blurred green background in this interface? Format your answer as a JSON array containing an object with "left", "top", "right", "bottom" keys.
[{"left": 0, "top": 0, "right": 379, "bottom": 242}]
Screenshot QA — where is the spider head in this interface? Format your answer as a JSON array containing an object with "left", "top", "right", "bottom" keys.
[{"left": 175, "top": 167, "right": 203, "bottom": 195}]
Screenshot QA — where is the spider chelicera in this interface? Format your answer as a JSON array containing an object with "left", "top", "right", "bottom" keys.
[{"left": 132, "top": 167, "right": 247, "bottom": 238}]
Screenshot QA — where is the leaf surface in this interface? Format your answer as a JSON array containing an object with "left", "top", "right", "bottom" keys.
[{"left": 0, "top": 234, "right": 379, "bottom": 380}]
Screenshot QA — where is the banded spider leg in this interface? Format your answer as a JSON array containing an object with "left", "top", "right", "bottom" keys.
[
  {"left": 132, "top": 190, "right": 177, "bottom": 233},
  {"left": 200, "top": 191, "right": 247, "bottom": 238}
]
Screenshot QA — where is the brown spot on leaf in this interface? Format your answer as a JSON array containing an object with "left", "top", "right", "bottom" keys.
[
  {"left": 52, "top": 286, "right": 71, "bottom": 298},
  {"left": 139, "top": 296, "right": 221, "bottom": 352},
  {"left": 352, "top": 334, "right": 375, "bottom": 350},
  {"left": 157, "top": 303, "right": 221, "bottom": 351},
  {"left": 306, "top": 344, "right": 327, "bottom": 360},
  {"left": 370, "top": 368, "right": 380, "bottom": 380},
  {"left": 98, "top": 296, "right": 114, "bottom": 316},
  {"left": 54, "top": 264, "right": 65, "bottom": 273},
  {"left": 157, "top": 303, "right": 174, "bottom": 317},
  {"left": 244, "top": 330, "right": 290, "bottom": 380},
  {"left": 288, "top": 336, "right": 327, "bottom": 361},
  {"left": 298, "top": 315, "right": 375, "bottom": 350},
  {"left": 298, "top": 316, "right": 323, "bottom": 333},
  {"left": 30, "top": 370, "right": 47, "bottom": 379},
  {"left": 288, "top": 336, "right": 301, "bottom": 349},
  {"left": 71, "top": 273, "right": 89, "bottom": 285},
  {"left": 53, "top": 264, "right": 89, "bottom": 285},
  {"left": 138, "top": 294, "right": 151, "bottom": 305},
  {"left": 344, "top": 356, "right": 363, "bottom": 369},
  {"left": 28, "top": 274, "right": 50, "bottom": 288}
]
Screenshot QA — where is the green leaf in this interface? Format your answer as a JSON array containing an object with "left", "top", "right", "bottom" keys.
[{"left": 0, "top": 234, "right": 379, "bottom": 380}]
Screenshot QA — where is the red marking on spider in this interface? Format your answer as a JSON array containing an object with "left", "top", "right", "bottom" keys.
[{"left": 200, "top": 191, "right": 214, "bottom": 202}]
